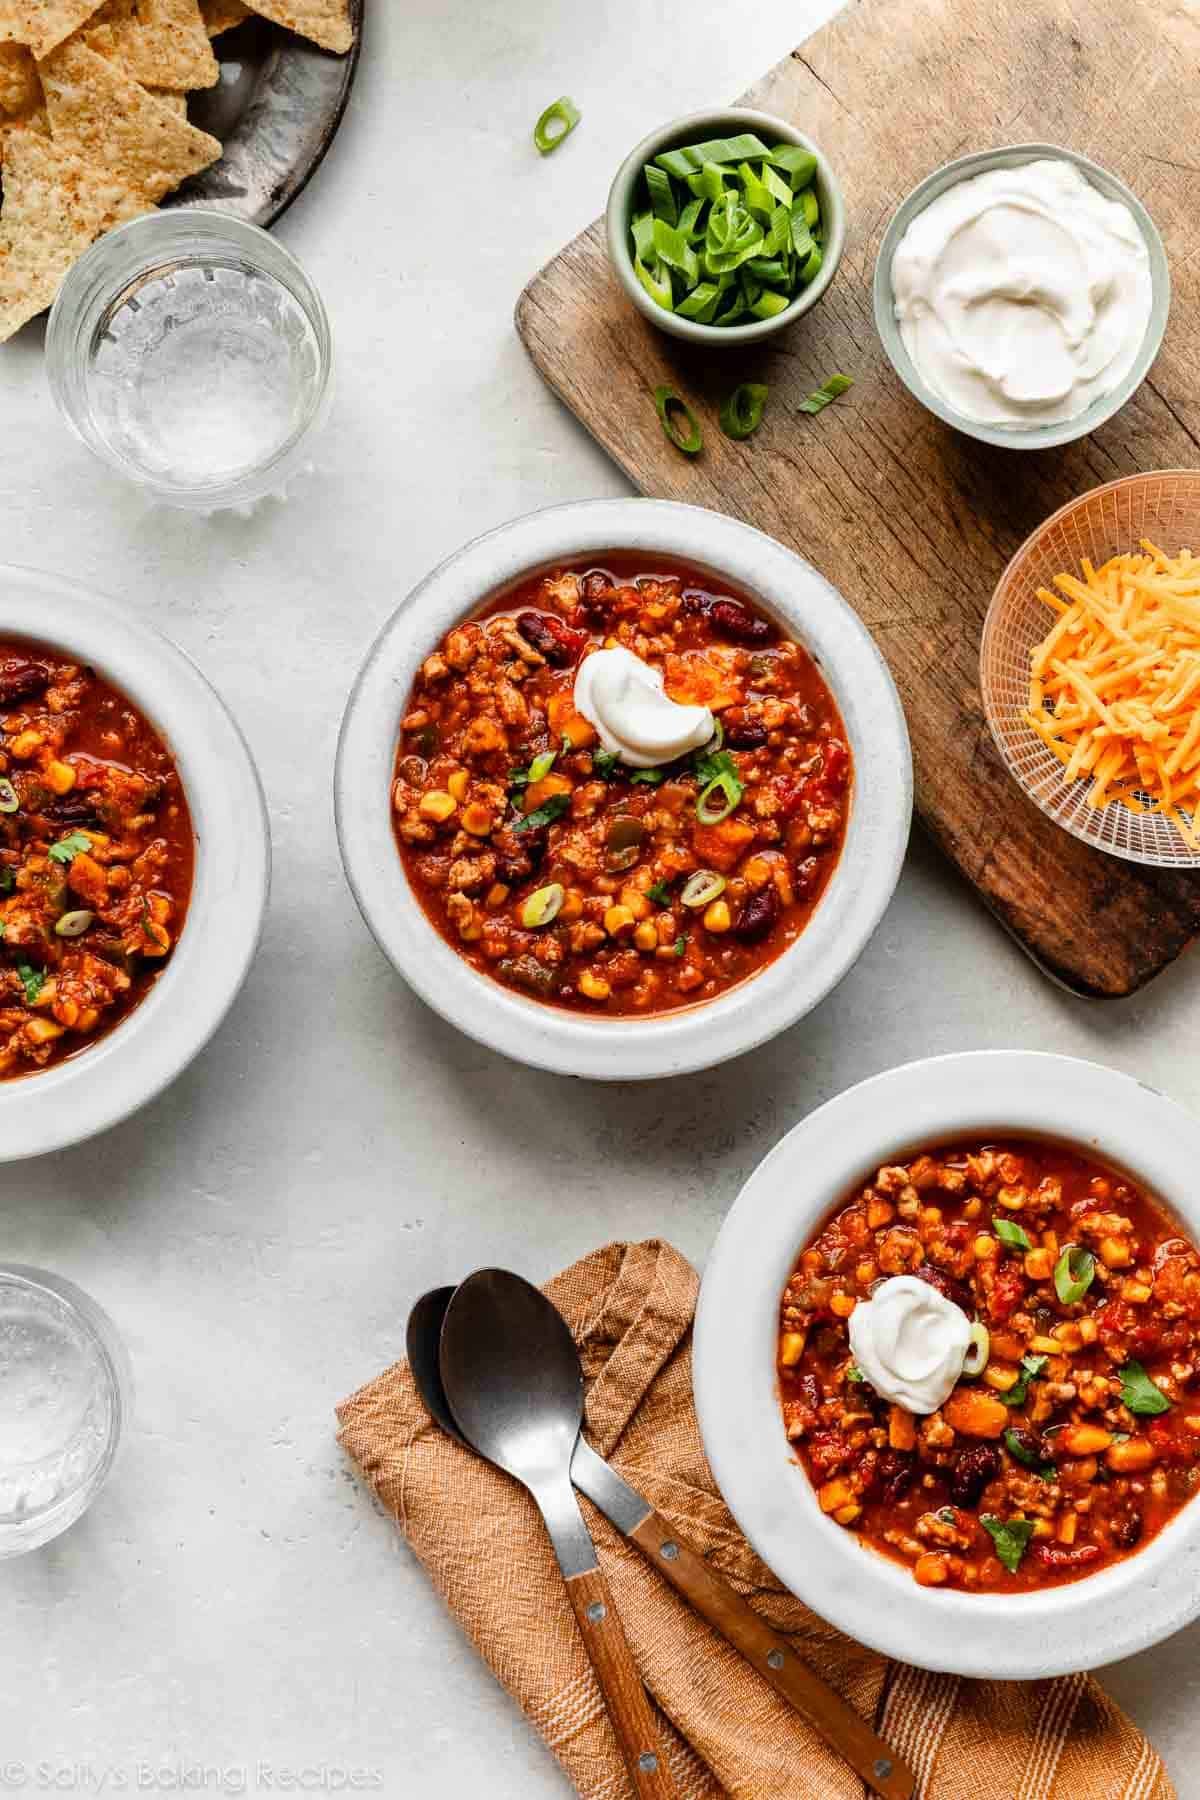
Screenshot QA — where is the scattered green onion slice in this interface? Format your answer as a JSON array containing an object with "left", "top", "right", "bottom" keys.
[
  {"left": 533, "top": 96, "right": 580, "bottom": 156},
  {"left": 55, "top": 909, "right": 94, "bottom": 939},
  {"left": 680, "top": 869, "right": 726, "bottom": 910},
  {"left": 528, "top": 749, "right": 557, "bottom": 784},
  {"left": 0, "top": 778, "right": 19, "bottom": 814},
  {"left": 961, "top": 1321, "right": 990, "bottom": 1378},
  {"left": 719, "top": 383, "right": 769, "bottom": 441},
  {"left": 798, "top": 373, "right": 853, "bottom": 416},
  {"left": 653, "top": 385, "right": 703, "bottom": 457},
  {"left": 520, "top": 883, "right": 564, "bottom": 929},
  {"left": 696, "top": 768, "right": 743, "bottom": 824},
  {"left": 1053, "top": 1245, "right": 1096, "bottom": 1305}
]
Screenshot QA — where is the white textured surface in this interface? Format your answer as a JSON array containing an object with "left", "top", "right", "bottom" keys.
[{"left": 2, "top": 0, "right": 1200, "bottom": 1794}]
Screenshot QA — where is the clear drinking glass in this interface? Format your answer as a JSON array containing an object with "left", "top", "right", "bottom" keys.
[
  {"left": 0, "top": 1265, "right": 132, "bottom": 1557},
  {"left": 46, "top": 210, "right": 333, "bottom": 513}
]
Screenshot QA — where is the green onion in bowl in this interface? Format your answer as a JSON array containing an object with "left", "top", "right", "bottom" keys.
[{"left": 628, "top": 132, "right": 826, "bottom": 326}]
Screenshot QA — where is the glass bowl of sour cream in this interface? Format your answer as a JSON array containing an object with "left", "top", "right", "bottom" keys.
[{"left": 873, "top": 143, "right": 1169, "bottom": 450}]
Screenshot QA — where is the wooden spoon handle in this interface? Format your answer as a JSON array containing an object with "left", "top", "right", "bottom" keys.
[
  {"left": 629, "top": 1511, "right": 915, "bottom": 1800},
  {"left": 563, "top": 1564, "right": 678, "bottom": 1799}
]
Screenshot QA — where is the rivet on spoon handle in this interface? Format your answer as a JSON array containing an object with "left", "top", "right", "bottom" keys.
[
  {"left": 563, "top": 1563, "right": 678, "bottom": 1800},
  {"left": 628, "top": 1512, "right": 914, "bottom": 1800}
]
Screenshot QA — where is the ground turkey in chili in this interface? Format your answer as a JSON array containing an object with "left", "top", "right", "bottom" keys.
[{"left": 392, "top": 556, "right": 851, "bottom": 1016}]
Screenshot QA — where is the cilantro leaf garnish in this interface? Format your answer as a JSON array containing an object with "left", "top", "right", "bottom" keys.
[
  {"left": 1001, "top": 1353, "right": 1048, "bottom": 1409},
  {"left": 48, "top": 831, "right": 91, "bottom": 865},
  {"left": 992, "top": 1218, "right": 1033, "bottom": 1252},
  {"left": 513, "top": 793, "right": 571, "bottom": 834},
  {"left": 981, "top": 1514, "right": 1035, "bottom": 1574},
  {"left": 1118, "top": 1360, "right": 1171, "bottom": 1416},
  {"left": 17, "top": 962, "right": 45, "bottom": 1004}
]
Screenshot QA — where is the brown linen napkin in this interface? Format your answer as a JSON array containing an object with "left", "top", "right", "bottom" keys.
[{"left": 336, "top": 1240, "right": 1175, "bottom": 1800}]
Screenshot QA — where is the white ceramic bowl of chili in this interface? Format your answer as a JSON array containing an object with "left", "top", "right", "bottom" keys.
[
  {"left": 694, "top": 1050, "right": 1200, "bottom": 1676},
  {"left": 0, "top": 566, "right": 271, "bottom": 1161},
  {"left": 334, "top": 499, "right": 912, "bottom": 1081}
]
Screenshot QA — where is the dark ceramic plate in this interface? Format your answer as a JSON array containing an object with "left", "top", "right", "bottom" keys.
[{"left": 167, "top": 0, "right": 363, "bottom": 227}]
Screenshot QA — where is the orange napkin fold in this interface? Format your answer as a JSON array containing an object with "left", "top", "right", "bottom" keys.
[{"left": 336, "top": 1239, "right": 1174, "bottom": 1800}]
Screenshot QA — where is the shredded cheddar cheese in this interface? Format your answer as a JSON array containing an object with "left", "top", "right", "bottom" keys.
[{"left": 1024, "top": 540, "right": 1200, "bottom": 846}]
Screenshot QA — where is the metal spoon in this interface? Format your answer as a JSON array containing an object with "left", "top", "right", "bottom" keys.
[
  {"left": 411, "top": 1282, "right": 914, "bottom": 1800},
  {"left": 437, "top": 1268, "right": 678, "bottom": 1800}
]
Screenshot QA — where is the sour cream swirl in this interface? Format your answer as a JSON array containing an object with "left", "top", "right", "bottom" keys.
[
  {"left": 847, "top": 1275, "right": 970, "bottom": 1415},
  {"left": 891, "top": 157, "right": 1153, "bottom": 428},
  {"left": 573, "top": 646, "right": 713, "bottom": 770}
]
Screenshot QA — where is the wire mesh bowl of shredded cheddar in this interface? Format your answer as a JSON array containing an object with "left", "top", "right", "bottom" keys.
[{"left": 982, "top": 471, "right": 1200, "bottom": 867}]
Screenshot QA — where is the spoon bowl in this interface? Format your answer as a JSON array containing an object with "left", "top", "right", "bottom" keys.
[{"left": 439, "top": 1267, "right": 584, "bottom": 1497}]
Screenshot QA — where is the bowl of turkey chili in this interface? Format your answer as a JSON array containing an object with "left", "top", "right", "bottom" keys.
[{"left": 335, "top": 499, "right": 911, "bottom": 1080}]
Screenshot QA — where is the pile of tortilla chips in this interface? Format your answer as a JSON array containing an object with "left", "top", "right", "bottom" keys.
[{"left": 0, "top": 0, "right": 354, "bottom": 340}]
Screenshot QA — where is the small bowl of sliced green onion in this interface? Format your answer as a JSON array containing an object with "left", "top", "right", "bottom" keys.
[{"left": 606, "top": 107, "right": 845, "bottom": 345}]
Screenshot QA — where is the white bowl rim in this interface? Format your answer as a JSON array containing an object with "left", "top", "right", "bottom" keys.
[
  {"left": 0, "top": 564, "right": 271, "bottom": 1160},
  {"left": 872, "top": 141, "right": 1171, "bottom": 451},
  {"left": 981, "top": 468, "right": 1200, "bottom": 868},
  {"left": 335, "top": 498, "right": 912, "bottom": 1081},
  {"left": 694, "top": 1049, "right": 1200, "bottom": 1677},
  {"left": 605, "top": 106, "right": 847, "bottom": 347}
]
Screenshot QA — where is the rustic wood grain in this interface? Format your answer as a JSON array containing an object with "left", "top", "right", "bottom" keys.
[
  {"left": 563, "top": 1563, "right": 678, "bottom": 1798},
  {"left": 628, "top": 1509, "right": 914, "bottom": 1798},
  {"left": 515, "top": 0, "right": 1200, "bottom": 996}
]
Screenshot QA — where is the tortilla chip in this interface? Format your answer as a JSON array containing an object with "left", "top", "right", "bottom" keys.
[
  {"left": 242, "top": 0, "right": 351, "bottom": 54},
  {"left": 38, "top": 37, "right": 220, "bottom": 199},
  {"left": 0, "top": 0, "right": 102, "bottom": 58},
  {"left": 147, "top": 82, "right": 185, "bottom": 112},
  {"left": 83, "top": 0, "right": 216, "bottom": 87},
  {"left": 0, "top": 41, "right": 38, "bottom": 110},
  {"left": 199, "top": 0, "right": 246, "bottom": 34},
  {"left": 0, "top": 124, "right": 148, "bottom": 339}
]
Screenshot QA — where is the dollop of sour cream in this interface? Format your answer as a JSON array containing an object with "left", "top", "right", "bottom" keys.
[
  {"left": 573, "top": 646, "right": 713, "bottom": 770},
  {"left": 891, "top": 157, "right": 1152, "bottom": 429},
  {"left": 847, "top": 1275, "right": 970, "bottom": 1415}
]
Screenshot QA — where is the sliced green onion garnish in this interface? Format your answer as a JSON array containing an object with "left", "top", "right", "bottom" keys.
[
  {"left": 643, "top": 162, "right": 677, "bottom": 224},
  {"left": 634, "top": 254, "right": 674, "bottom": 312},
  {"left": 629, "top": 138, "right": 824, "bottom": 326},
  {"left": 520, "top": 883, "right": 564, "bottom": 928},
  {"left": 653, "top": 133, "right": 773, "bottom": 179},
  {"left": 0, "top": 778, "right": 18, "bottom": 814},
  {"left": 653, "top": 385, "right": 703, "bottom": 456},
  {"left": 696, "top": 769, "right": 743, "bottom": 824},
  {"left": 533, "top": 97, "right": 580, "bottom": 156},
  {"left": 769, "top": 143, "right": 818, "bottom": 186},
  {"left": 1053, "top": 1244, "right": 1096, "bottom": 1305},
  {"left": 719, "top": 383, "right": 769, "bottom": 441},
  {"left": 55, "top": 909, "right": 94, "bottom": 939},
  {"left": 961, "top": 1321, "right": 990, "bottom": 1378},
  {"left": 680, "top": 869, "right": 726, "bottom": 909},
  {"left": 798, "top": 373, "right": 853, "bottom": 416},
  {"left": 528, "top": 749, "right": 557, "bottom": 784}
]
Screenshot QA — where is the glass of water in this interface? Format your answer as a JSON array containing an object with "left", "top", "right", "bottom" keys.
[
  {"left": 46, "top": 210, "right": 333, "bottom": 512},
  {"left": 0, "top": 1265, "right": 131, "bottom": 1557}
]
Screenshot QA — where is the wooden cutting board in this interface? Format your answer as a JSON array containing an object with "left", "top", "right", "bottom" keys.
[{"left": 516, "top": 0, "right": 1200, "bottom": 997}]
